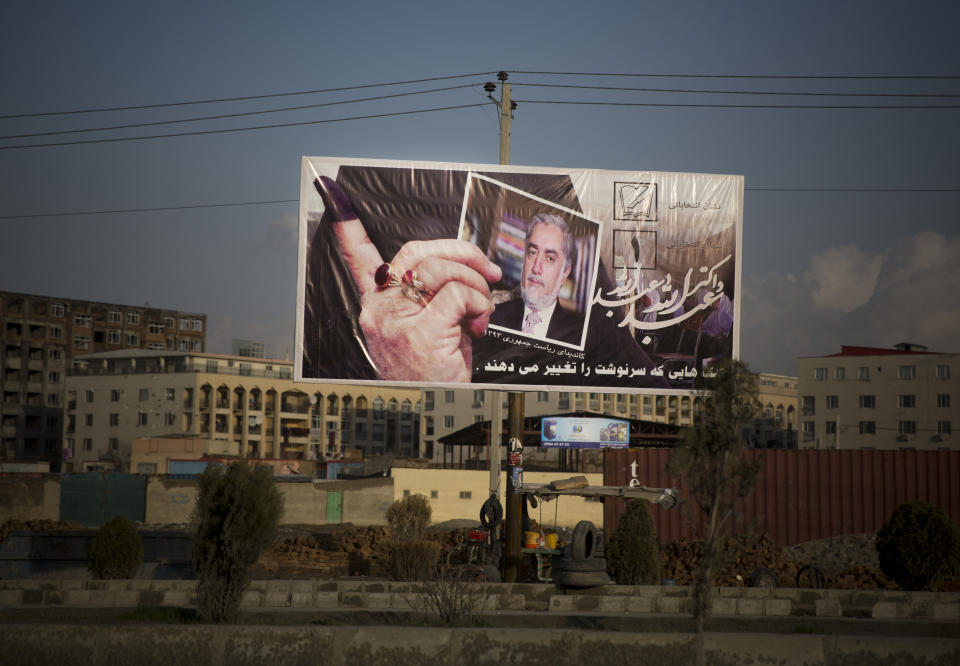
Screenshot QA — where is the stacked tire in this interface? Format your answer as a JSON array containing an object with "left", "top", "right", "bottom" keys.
[{"left": 553, "top": 520, "right": 611, "bottom": 588}]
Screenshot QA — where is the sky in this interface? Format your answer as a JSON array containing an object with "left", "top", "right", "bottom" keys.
[{"left": 1, "top": 0, "right": 958, "bottom": 377}]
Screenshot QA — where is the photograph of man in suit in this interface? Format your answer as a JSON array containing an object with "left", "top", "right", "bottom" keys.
[{"left": 489, "top": 213, "right": 585, "bottom": 346}]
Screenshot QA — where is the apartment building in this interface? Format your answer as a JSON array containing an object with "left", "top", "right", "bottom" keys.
[
  {"left": 421, "top": 371, "right": 798, "bottom": 462},
  {"left": 797, "top": 344, "right": 957, "bottom": 450},
  {"left": 63, "top": 350, "right": 420, "bottom": 472},
  {"left": 0, "top": 291, "right": 205, "bottom": 469}
]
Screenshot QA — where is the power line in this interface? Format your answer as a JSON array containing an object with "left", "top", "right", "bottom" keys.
[
  {"left": 513, "top": 82, "right": 960, "bottom": 98},
  {"left": 0, "top": 71, "right": 498, "bottom": 119},
  {"left": 515, "top": 99, "right": 960, "bottom": 110},
  {"left": 509, "top": 70, "right": 960, "bottom": 80},
  {"left": 4, "top": 187, "right": 958, "bottom": 219},
  {"left": 0, "top": 103, "right": 489, "bottom": 151},
  {"left": 0, "top": 83, "right": 482, "bottom": 141}
]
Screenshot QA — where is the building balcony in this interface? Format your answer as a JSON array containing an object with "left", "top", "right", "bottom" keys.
[{"left": 4, "top": 358, "right": 21, "bottom": 370}]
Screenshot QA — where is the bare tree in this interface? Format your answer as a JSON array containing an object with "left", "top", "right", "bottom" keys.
[{"left": 667, "top": 359, "right": 760, "bottom": 665}]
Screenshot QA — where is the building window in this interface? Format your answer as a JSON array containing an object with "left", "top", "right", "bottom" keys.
[
  {"left": 51, "top": 303, "right": 65, "bottom": 317},
  {"left": 459, "top": 491, "right": 472, "bottom": 500},
  {"left": 83, "top": 438, "right": 92, "bottom": 451},
  {"left": 165, "top": 413, "right": 176, "bottom": 426},
  {"left": 163, "top": 315, "right": 175, "bottom": 328},
  {"left": 109, "top": 413, "right": 119, "bottom": 426},
  {"left": 50, "top": 326, "right": 63, "bottom": 339},
  {"left": 859, "top": 395, "right": 876, "bottom": 409},
  {"left": 424, "top": 416, "right": 434, "bottom": 436},
  {"left": 430, "top": 490, "right": 439, "bottom": 499},
  {"left": 74, "top": 336, "right": 90, "bottom": 350},
  {"left": 109, "top": 311, "right": 122, "bottom": 323},
  {"left": 138, "top": 412, "right": 148, "bottom": 426},
  {"left": 137, "top": 463, "right": 158, "bottom": 474},
  {"left": 148, "top": 323, "right": 164, "bottom": 335},
  {"left": 937, "top": 364, "right": 950, "bottom": 379},
  {"left": 537, "top": 391, "right": 549, "bottom": 402},
  {"left": 47, "top": 371, "right": 60, "bottom": 383},
  {"left": 444, "top": 390, "right": 455, "bottom": 404},
  {"left": 898, "top": 365, "right": 916, "bottom": 379},
  {"left": 192, "top": 319, "right": 203, "bottom": 331},
  {"left": 47, "top": 393, "right": 60, "bottom": 406},
  {"left": 48, "top": 348, "right": 63, "bottom": 361},
  {"left": 801, "top": 396, "right": 815, "bottom": 416},
  {"left": 147, "top": 342, "right": 163, "bottom": 350},
  {"left": 473, "top": 390, "right": 484, "bottom": 405},
  {"left": 139, "top": 388, "right": 149, "bottom": 401},
  {"left": 75, "top": 314, "right": 91, "bottom": 327},
  {"left": 126, "top": 333, "right": 139, "bottom": 346},
  {"left": 444, "top": 415, "right": 454, "bottom": 428},
  {"left": 180, "top": 318, "right": 190, "bottom": 330},
  {"left": 109, "top": 437, "right": 119, "bottom": 451},
  {"left": 835, "top": 367, "right": 845, "bottom": 381},
  {"left": 108, "top": 331, "right": 121, "bottom": 344},
  {"left": 825, "top": 421, "right": 837, "bottom": 435},
  {"left": 424, "top": 391, "right": 434, "bottom": 411},
  {"left": 165, "top": 388, "right": 175, "bottom": 400},
  {"left": 192, "top": 340, "right": 202, "bottom": 352},
  {"left": 239, "top": 363, "right": 252, "bottom": 376},
  {"left": 373, "top": 397, "right": 384, "bottom": 419},
  {"left": 938, "top": 394, "right": 951, "bottom": 408},
  {"left": 85, "top": 390, "right": 94, "bottom": 403},
  {"left": 814, "top": 368, "right": 827, "bottom": 380},
  {"left": 898, "top": 421, "right": 916, "bottom": 435},
  {"left": 85, "top": 414, "right": 93, "bottom": 426},
  {"left": 826, "top": 395, "right": 838, "bottom": 409},
  {"left": 127, "top": 312, "right": 140, "bottom": 325},
  {"left": 401, "top": 399, "right": 411, "bottom": 414},
  {"left": 858, "top": 366, "right": 870, "bottom": 381},
  {"left": 898, "top": 395, "right": 916, "bottom": 408},
  {"left": 802, "top": 421, "right": 815, "bottom": 441},
  {"left": 938, "top": 421, "right": 952, "bottom": 435},
  {"left": 859, "top": 421, "right": 876, "bottom": 434},
  {"left": 205, "top": 360, "right": 218, "bottom": 373}
]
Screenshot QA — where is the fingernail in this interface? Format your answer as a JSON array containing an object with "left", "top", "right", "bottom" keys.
[{"left": 314, "top": 176, "right": 357, "bottom": 222}]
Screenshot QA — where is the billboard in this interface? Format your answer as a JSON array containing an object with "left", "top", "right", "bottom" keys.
[
  {"left": 296, "top": 157, "right": 742, "bottom": 393},
  {"left": 541, "top": 416, "right": 630, "bottom": 449}
]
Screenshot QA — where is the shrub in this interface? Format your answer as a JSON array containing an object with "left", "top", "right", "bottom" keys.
[
  {"left": 876, "top": 501, "right": 960, "bottom": 591},
  {"left": 412, "top": 561, "right": 487, "bottom": 626},
  {"left": 386, "top": 493, "right": 432, "bottom": 543},
  {"left": 606, "top": 500, "right": 662, "bottom": 585},
  {"left": 385, "top": 539, "right": 443, "bottom": 581},
  {"left": 88, "top": 515, "right": 143, "bottom": 579},
  {"left": 192, "top": 462, "right": 284, "bottom": 623}
]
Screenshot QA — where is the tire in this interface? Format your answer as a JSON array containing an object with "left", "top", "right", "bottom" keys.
[
  {"left": 479, "top": 496, "right": 503, "bottom": 530},
  {"left": 796, "top": 564, "right": 827, "bottom": 589},
  {"left": 749, "top": 567, "right": 778, "bottom": 588},
  {"left": 559, "top": 569, "right": 611, "bottom": 588},
  {"left": 571, "top": 520, "right": 597, "bottom": 561},
  {"left": 556, "top": 556, "right": 608, "bottom": 573}
]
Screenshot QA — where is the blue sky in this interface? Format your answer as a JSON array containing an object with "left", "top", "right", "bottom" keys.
[{"left": 1, "top": 0, "right": 957, "bottom": 376}]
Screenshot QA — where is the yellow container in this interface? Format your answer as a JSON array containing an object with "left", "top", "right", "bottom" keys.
[
  {"left": 524, "top": 531, "right": 539, "bottom": 548},
  {"left": 545, "top": 533, "right": 558, "bottom": 550}
]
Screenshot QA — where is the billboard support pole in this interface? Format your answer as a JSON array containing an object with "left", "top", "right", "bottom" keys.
[{"left": 491, "top": 73, "right": 523, "bottom": 583}]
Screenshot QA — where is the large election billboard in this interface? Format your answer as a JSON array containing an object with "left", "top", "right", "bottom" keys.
[{"left": 296, "top": 157, "right": 742, "bottom": 393}]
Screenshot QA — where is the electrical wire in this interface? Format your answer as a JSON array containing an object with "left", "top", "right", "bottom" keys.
[
  {"left": 511, "top": 82, "right": 960, "bottom": 98},
  {"left": 508, "top": 70, "right": 960, "bottom": 80},
  {"left": 0, "top": 102, "right": 488, "bottom": 151},
  {"left": 514, "top": 99, "right": 960, "bottom": 110},
  {"left": 0, "top": 71, "right": 498, "bottom": 119},
  {"left": 0, "top": 83, "right": 484, "bottom": 140}
]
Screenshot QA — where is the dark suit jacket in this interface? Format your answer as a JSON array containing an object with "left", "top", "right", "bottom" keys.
[{"left": 490, "top": 297, "right": 584, "bottom": 346}]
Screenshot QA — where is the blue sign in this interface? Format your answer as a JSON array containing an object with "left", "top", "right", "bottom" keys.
[{"left": 540, "top": 417, "right": 630, "bottom": 449}]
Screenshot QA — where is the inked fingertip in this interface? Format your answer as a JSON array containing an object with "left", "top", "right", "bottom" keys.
[{"left": 314, "top": 176, "right": 358, "bottom": 223}]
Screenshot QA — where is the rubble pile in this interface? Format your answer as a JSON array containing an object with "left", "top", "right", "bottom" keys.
[
  {"left": 662, "top": 533, "right": 798, "bottom": 587},
  {"left": 0, "top": 519, "right": 85, "bottom": 544}
]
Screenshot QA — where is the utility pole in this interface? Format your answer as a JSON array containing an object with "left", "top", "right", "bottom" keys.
[{"left": 486, "top": 72, "right": 522, "bottom": 582}]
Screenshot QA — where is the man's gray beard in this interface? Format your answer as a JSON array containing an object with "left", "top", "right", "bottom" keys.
[{"left": 521, "top": 285, "right": 558, "bottom": 311}]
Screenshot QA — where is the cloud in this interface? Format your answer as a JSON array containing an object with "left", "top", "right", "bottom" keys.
[
  {"left": 740, "top": 232, "right": 960, "bottom": 376},
  {"left": 804, "top": 245, "right": 884, "bottom": 313}
]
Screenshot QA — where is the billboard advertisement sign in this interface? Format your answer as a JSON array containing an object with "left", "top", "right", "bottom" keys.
[
  {"left": 296, "top": 157, "right": 742, "bottom": 392},
  {"left": 541, "top": 416, "right": 630, "bottom": 449}
]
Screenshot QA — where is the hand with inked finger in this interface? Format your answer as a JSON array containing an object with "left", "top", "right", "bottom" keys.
[{"left": 314, "top": 176, "right": 502, "bottom": 383}]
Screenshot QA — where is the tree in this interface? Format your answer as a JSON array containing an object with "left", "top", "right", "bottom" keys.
[
  {"left": 666, "top": 359, "right": 760, "bottom": 663},
  {"left": 606, "top": 499, "right": 662, "bottom": 585},
  {"left": 192, "top": 461, "right": 284, "bottom": 623}
]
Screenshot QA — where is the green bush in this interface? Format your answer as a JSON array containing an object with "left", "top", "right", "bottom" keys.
[
  {"left": 876, "top": 501, "right": 960, "bottom": 591},
  {"left": 386, "top": 493, "right": 432, "bottom": 543},
  {"left": 192, "top": 462, "right": 284, "bottom": 623},
  {"left": 88, "top": 515, "right": 143, "bottom": 579},
  {"left": 606, "top": 500, "right": 662, "bottom": 585}
]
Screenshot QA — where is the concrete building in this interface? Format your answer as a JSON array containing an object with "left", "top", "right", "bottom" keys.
[
  {"left": 797, "top": 344, "right": 957, "bottom": 450},
  {"left": 1, "top": 291, "right": 205, "bottom": 469},
  {"left": 63, "top": 350, "right": 421, "bottom": 472},
  {"left": 421, "top": 371, "right": 798, "bottom": 462}
]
